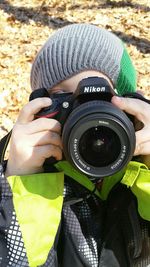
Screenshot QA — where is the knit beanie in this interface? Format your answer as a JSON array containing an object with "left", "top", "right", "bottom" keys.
[{"left": 30, "top": 23, "right": 137, "bottom": 95}]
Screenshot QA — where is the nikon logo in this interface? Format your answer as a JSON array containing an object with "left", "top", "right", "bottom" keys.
[{"left": 84, "top": 86, "right": 105, "bottom": 93}]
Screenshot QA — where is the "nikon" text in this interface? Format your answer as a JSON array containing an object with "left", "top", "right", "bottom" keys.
[{"left": 84, "top": 86, "right": 105, "bottom": 93}]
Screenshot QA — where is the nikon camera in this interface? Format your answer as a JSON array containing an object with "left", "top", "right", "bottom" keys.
[{"left": 29, "top": 76, "right": 149, "bottom": 180}]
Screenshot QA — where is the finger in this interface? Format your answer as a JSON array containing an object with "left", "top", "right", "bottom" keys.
[
  {"left": 134, "top": 141, "right": 150, "bottom": 156},
  {"left": 135, "top": 127, "right": 150, "bottom": 145},
  {"left": 111, "top": 96, "right": 150, "bottom": 124},
  {"left": 17, "top": 97, "right": 52, "bottom": 124},
  {"left": 35, "top": 144, "right": 62, "bottom": 161},
  {"left": 28, "top": 131, "right": 62, "bottom": 148},
  {"left": 26, "top": 118, "right": 61, "bottom": 134}
]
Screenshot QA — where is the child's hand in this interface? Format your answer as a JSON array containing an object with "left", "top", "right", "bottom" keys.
[
  {"left": 112, "top": 95, "right": 150, "bottom": 167},
  {"left": 5, "top": 98, "right": 62, "bottom": 177}
]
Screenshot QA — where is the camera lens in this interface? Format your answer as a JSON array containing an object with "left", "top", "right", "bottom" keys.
[
  {"left": 79, "top": 126, "right": 121, "bottom": 167},
  {"left": 62, "top": 100, "right": 136, "bottom": 178}
]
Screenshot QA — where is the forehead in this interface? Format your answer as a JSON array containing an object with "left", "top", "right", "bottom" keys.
[{"left": 49, "top": 70, "right": 113, "bottom": 94}]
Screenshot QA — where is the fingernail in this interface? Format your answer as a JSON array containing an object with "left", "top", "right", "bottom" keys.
[
  {"left": 114, "top": 96, "right": 123, "bottom": 101},
  {"left": 44, "top": 98, "right": 52, "bottom": 105},
  {"left": 112, "top": 95, "right": 123, "bottom": 103}
]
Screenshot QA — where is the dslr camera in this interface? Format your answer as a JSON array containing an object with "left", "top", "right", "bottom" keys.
[{"left": 30, "top": 77, "right": 149, "bottom": 180}]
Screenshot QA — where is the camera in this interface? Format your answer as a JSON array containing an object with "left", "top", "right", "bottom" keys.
[{"left": 29, "top": 76, "right": 147, "bottom": 180}]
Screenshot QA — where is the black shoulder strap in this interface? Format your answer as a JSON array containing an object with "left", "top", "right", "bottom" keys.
[
  {"left": 106, "top": 184, "right": 150, "bottom": 266},
  {"left": 0, "top": 131, "right": 12, "bottom": 164}
]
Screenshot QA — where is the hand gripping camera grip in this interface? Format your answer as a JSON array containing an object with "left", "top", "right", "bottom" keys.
[
  {"left": 29, "top": 88, "right": 59, "bottom": 119},
  {"left": 29, "top": 88, "right": 59, "bottom": 168}
]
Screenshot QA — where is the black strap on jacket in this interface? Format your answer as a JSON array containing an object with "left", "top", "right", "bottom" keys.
[{"left": 0, "top": 131, "right": 12, "bottom": 164}]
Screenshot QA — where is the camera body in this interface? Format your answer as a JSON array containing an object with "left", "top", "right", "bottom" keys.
[
  {"left": 29, "top": 77, "right": 148, "bottom": 180},
  {"left": 31, "top": 77, "right": 117, "bottom": 124}
]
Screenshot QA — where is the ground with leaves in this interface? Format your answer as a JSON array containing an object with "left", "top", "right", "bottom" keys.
[{"left": 0, "top": 0, "right": 150, "bottom": 139}]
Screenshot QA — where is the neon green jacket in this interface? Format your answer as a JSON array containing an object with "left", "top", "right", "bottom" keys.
[{"left": 6, "top": 160, "right": 150, "bottom": 267}]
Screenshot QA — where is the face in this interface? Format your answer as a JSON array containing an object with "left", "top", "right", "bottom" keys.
[{"left": 48, "top": 70, "right": 114, "bottom": 95}]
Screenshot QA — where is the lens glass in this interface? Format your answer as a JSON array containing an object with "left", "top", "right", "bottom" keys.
[{"left": 79, "top": 126, "right": 121, "bottom": 167}]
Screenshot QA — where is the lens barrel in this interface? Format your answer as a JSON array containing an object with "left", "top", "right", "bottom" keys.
[{"left": 62, "top": 100, "right": 135, "bottom": 179}]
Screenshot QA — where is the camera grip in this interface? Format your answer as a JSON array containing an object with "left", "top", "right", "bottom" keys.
[{"left": 29, "top": 88, "right": 60, "bottom": 167}]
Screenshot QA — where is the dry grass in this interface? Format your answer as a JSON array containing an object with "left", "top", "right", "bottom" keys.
[{"left": 0, "top": 0, "right": 150, "bottom": 138}]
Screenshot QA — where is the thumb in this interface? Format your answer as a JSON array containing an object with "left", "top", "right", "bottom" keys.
[{"left": 17, "top": 97, "right": 52, "bottom": 124}]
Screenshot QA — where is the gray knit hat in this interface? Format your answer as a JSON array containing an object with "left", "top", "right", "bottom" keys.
[{"left": 31, "top": 23, "right": 137, "bottom": 95}]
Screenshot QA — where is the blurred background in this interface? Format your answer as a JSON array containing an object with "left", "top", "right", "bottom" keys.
[{"left": 0, "top": 0, "right": 150, "bottom": 139}]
